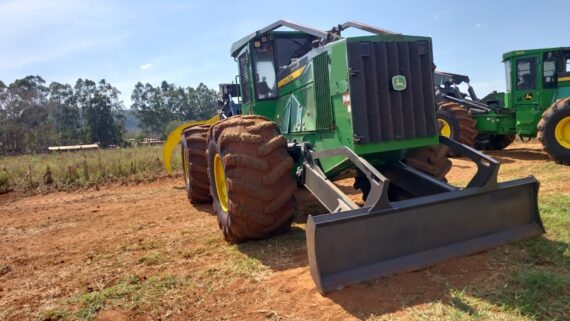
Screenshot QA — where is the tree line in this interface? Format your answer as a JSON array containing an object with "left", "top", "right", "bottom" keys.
[{"left": 0, "top": 76, "right": 219, "bottom": 155}]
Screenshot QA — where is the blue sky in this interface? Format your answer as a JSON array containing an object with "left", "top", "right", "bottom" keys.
[{"left": 1, "top": 0, "right": 568, "bottom": 107}]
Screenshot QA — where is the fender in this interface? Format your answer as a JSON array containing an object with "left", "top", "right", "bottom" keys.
[{"left": 161, "top": 115, "right": 220, "bottom": 174}]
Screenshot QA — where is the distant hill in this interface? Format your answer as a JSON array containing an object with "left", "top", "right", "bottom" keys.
[{"left": 122, "top": 109, "right": 141, "bottom": 134}]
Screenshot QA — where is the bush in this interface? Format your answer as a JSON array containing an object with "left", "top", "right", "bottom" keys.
[{"left": 0, "top": 170, "right": 9, "bottom": 193}]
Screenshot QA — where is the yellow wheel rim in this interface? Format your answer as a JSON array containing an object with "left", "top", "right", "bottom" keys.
[
  {"left": 439, "top": 119, "right": 452, "bottom": 138},
  {"left": 213, "top": 153, "right": 229, "bottom": 212},
  {"left": 182, "top": 148, "right": 190, "bottom": 185},
  {"left": 555, "top": 116, "right": 570, "bottom": 149}
]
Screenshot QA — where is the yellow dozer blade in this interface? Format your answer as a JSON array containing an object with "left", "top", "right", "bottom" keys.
[{"left": 162, "top": 115, "right": 220, "bottom": 174}]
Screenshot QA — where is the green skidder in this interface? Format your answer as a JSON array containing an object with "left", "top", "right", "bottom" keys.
[{"left": 436, "top": 48, "right": 570, "bottom": 164}]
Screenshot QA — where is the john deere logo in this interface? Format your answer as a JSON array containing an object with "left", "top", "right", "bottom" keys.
[
  {"left": 524, "top": 92, "right": 534, "bottom": 100},
  {"left": 392, "top": 75, "right": 407, "bottom": 91}
]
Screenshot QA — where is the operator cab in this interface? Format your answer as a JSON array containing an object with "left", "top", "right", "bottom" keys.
[
  {"left": 238, "top": 32, "right": 318, "bottom": 102},
  {"left": 503, "top": 48, "right": 570, "bottom": 93},
  {"left": 434, "top": 71, "right": 478, "bottom": 101}
]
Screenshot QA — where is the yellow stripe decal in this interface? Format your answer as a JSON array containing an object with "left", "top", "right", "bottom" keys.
[
  {"left": 277, "top": 65, "right": 306, "bottom": 88},
  {"left": 558, "top": 76, "right": 570, "bottom": 82}
]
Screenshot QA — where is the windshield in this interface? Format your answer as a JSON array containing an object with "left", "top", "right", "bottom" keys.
[
  {"left": 275, "top": 37, "right": 313, "bottom": 71},
  {"left": 505, "top": 60, "right": 512, "bottom": 92}
]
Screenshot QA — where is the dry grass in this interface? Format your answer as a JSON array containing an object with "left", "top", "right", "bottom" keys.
[{"left": 0, "top": 145, "right": 181, "bottom": 193}]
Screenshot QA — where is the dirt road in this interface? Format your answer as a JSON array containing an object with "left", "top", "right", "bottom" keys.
[{"left": 0, "top": 141, "right": 567, "bottom": 320}]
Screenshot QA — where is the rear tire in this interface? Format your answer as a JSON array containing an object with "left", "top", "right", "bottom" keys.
[
  {"left": 181, "top": 125, "right": 212, "bottom": 204},
  {"left": 475, "top": 134, "right": 516, "bottom": 150},
  {"left": 405, "top": 144, "right": 452, "bottom": 181},
  {"left": 437, "top": 101, "right": 477, "bottom": 154},
  {"left": 355, "top": 144, "right": 452, "bottom": 201},
  {"left": 207, "top": 115, "right": 297, "bottom": 243},
  {"left": 537, "top": 97, "right": 570, "bottom": 165}
]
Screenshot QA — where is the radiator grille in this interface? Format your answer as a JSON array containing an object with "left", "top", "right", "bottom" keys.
[
  {"left": 313, "top": 52, "right": 333, "bottom": 129},
  {"left": 238, "top": 53, "right": 251, "bottom": 103},
  {"left": 347, "top": 40, "right": 438, "bottom": 143}
]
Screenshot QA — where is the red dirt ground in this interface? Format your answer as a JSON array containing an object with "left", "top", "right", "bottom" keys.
[{"left": 0, "top": 140, "right": 555, "bottom": 320}]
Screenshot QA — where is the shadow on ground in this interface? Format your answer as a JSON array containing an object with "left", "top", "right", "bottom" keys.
[
  {"left": 324, "top": 236, "right": 568, "bottom": 320},
  {"left": 487, "top": 148, "right": 551, "bottom": 163},
  {"left": 239, "top": 213, "right": 568, "bottom": 320}
]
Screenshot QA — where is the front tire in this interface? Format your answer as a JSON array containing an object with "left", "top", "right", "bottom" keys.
[
  {"left": 537, "top": 98, "right": 570, "bottom": 165},
  {"left": 207, "top": 116, "right": 297, "bottom": 242}
]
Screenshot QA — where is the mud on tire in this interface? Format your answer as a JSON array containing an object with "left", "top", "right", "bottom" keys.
[
  {"left": 206, "top": 115, "right": 297, "bottom": 243},
  {"left": 181, "top": 125, "right": 212, "bottom": 204},
  {"left": 405, "top": 144, "right": 452, "bottom": 181},
  {"left": 356, "top": 144, "right": 452, "bottom": 201},
  {"left": 437, "top": 101, "right": 478, "bottom": 152},
  {"left": 537, "top": 97, "right": 570, "bottom": 165}
]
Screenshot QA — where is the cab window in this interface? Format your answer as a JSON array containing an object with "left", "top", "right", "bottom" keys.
[
  {"left": 516, "top": 57, "right": 536, "bottom": 90},
  {"left": 253, "top": 42, "right": 277, "bottom": 100},
  {"left": 505, "top": 60, "right": 512, "bottom": 92},
  {"left": 543, "top": 58, "right": 556, "bottom": 88},
  {"left": 275, "top": 37, "right": 313, "bottom": 71}
]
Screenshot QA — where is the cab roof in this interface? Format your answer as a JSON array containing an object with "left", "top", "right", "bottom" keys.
[
  {"left": 502, "top": 47, "right": 570, "bottom": 61},
  {"left": 230, "top": 20, "right": 399, "bottom": 57}
]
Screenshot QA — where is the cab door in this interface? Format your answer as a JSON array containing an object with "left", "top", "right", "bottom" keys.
[
  {"left": 513, "top": 55, "right": 541, "bottom": 136},
  {"left": 513, "top": 55, "right": 540, "bottom": 105}
]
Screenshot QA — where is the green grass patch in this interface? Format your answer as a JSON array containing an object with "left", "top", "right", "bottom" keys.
[
  {"left": 37, "top": 274, "right": 181, "bottom": 321},
  {"left": 137, "top": 252, "right": 169, "bottom": 266},
  {"left": 504, "top": 268, "right": 569, "bottom": 317},
  {"left": 470, "top": 192, "right": 570, "bottom": 320}
]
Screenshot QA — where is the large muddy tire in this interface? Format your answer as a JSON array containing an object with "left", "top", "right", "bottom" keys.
[
  {"left": 206, "top": 115, "right": 297, "bottom": 243},
  {"left": 181, "top": 125, "right": 212, "bottom": 204},
  {"left": 437, "top": 101, "right": 477, "bottom": 153},
  {"left": 537, "top": 97, "right": 570, "bottom": 165},
  {"left": 355, "top": 144, "right": 451, "bottom": 201},
  {"left": 405, "top": 144, "right": 452, "bottom": 180},
  {"left": 475, "top": 134, "right": 516, "bottom": 150}
]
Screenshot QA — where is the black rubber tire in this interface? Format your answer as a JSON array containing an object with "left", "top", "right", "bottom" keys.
[
  {"left": 437, "top": 101, "right": 478, "bottom": 153},
  {"left": 181, "top": 125, "right": 212, "bottom": 204},
  {"left": 475, "top": 134, "right": 516, "bottom": 150},
  {"left": 206, "top": 115, "right": 297, "bottom": 243},
  {"left": 537, "top": 97, "right": 570, "bottom": 165}
]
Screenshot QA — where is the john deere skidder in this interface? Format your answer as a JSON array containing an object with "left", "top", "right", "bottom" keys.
[
  {"left": 163, "top": 21, "right": 544, "bottom": 294},
  {"left": 435, "top": 48, "right": 570, "bottom": 164}
]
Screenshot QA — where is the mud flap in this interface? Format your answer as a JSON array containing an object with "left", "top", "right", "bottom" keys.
[{"left": 304, "top": 137, "right": 545, "bottom": 294}]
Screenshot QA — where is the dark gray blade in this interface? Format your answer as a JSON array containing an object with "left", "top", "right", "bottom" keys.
[{"left": 306, "top": 177, "right": 544, "bottom": 294}]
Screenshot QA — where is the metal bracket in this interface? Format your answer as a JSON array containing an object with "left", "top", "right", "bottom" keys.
[
  {"left": 439, "top": 136, "right": 499, "bottom": 190},
  {"left": 303, "top": 145, "right": 391, "bottom": 213},
  {"left": 334, "top": 21, "right": 400, "bottom": 36}
]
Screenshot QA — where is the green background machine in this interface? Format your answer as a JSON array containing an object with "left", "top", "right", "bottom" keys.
[
  {"left": 166, "top": 21, "right": 544, "bottom": 294},
  {"left": 435, "top": 47, "right": 570, "bottom": 164}
]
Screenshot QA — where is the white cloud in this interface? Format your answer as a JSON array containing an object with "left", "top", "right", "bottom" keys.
[{"left": 140, "top": 63, "right": 153, "bottom": 70}]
